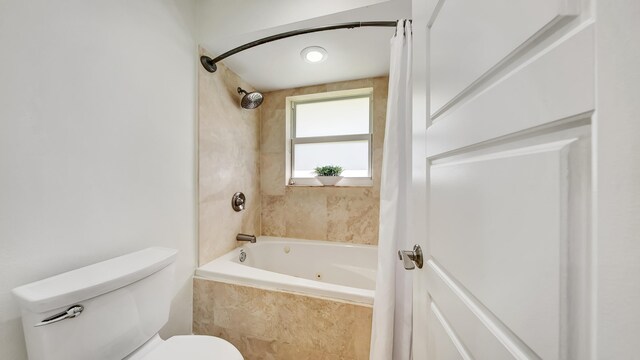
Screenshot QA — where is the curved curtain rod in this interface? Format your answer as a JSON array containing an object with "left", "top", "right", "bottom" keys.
[{"left": 200, "top": 20, "right": 407, "bottom": 73}]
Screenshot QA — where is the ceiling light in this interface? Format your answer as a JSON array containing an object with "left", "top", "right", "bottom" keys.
[{"left": 301, "top": 46, "right": 328, "bottom": 63}]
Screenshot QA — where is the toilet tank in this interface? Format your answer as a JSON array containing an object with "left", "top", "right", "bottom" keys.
[{"left": 12, "top": 247, "right": 178, "bottom": 360}]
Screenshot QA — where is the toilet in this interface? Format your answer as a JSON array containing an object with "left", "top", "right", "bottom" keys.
[{"left": 12, "top": 247, "right": 243, "bottom": 360}]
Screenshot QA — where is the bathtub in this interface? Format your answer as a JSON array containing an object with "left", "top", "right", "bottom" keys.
[{"left": 195, "top": 236, "right": 377, "bottom": 304}]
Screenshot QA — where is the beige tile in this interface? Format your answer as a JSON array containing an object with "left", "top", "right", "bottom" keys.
[
  {"left": 372, "top": 76, "right": 389, "bottom": 98},
  {"left": 373, "top": 98, "right": 388, "bottom": 150},
  {"left": 291, "top": 84, "right": 328, "bottom": 96},
  {"left": 198, "top": 57, "right": 261, "bottom": 264},
  {"left": 200, "top": 74, "right": 388, "bottom": 258},
  {"left": 260, "top": 108, "right": 285, "bottom": 154},
  {"left": 327, "top": 195, "right": 380, "bottom": 245},
  {"left": 198, "top": 199, "right": 234, "bottom": 264},
  {"left": 261, "top": 89, "right": 288, "bottom": 109},
  {"left": 284, "top": 188, "right": 328, "bottom": 240},
  {"left": 372, "top": 149, "right": 384, "bottom": 193},
  {"left": 260, "top": 152, "right": 286, "bottom": 196},
  {"left": 199, "top": 195, "right": 260, "bottom": 264},
  {"left": 193, "top": 279, "right": 372, "bottom": 360},
  {"left": 326, "top": 78, "right": 374, "bottom": 92},
  {"left": 261, "top": 195, "right": 286, "bottom": 237},
  {"left": 199, "top": 144, "right": 259, "bottom": 202},
  {"left": 255, "top": 77, "right": 388, "bottom": 245}
]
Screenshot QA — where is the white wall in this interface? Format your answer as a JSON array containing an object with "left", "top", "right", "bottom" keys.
[{"left": 0, "top": 1, "right": 198, "bottom": 359}]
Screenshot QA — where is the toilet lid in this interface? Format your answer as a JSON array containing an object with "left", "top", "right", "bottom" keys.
[{"left": 142, "top": 335, "right": 243, "bottom": 360}]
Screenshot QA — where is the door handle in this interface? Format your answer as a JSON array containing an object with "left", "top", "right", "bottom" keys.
[{"left": 398, "top": 245, "right": 423, "bottom": 270}]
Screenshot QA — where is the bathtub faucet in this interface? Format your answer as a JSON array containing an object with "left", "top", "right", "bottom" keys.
[{"left": 236, "top": 233, "right": 256, "bottom": 243}]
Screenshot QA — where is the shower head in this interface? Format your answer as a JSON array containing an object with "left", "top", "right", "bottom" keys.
[{"left": 237, "top": 87, "right": 264, "bottom": 109}]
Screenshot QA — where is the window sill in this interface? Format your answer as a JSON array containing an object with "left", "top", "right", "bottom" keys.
[{"left": 288, "top": 177, "right": 373, "bottom": 187}]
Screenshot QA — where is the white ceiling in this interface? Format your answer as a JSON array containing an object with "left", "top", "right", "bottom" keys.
[{"left": 197, "top": 0, "right": 411, "bottom": 91}]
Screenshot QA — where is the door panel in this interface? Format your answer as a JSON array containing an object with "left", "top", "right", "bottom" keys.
[
  {"left": 427, "top": 25, "right": 594, "bottom": 158},
  {"left": 431, "top": 140, "right": 574, "bottom": 360},
  {"left": 423, "top": 123, "right": 592, "bottom": 359},
  {"left": 428, "top": 262, "right": 526, "bottom": 359},
  {"left": 428, "top": 303, "right": 469, "bottom": 360},
  {"left": 415, "top": 0, "right": 595, "bottom": 358},
  {"left": 430, "top": 0, "right": 580, "bottom": 115}
]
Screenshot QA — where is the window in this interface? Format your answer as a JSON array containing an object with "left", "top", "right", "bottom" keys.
[{"left": 287, "top": 88, "right": 373, "bottom": 186}]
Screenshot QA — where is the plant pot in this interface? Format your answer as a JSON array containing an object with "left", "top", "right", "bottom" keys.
[{"left": 315, "top": 176, "right": 344, "bottom": 186}]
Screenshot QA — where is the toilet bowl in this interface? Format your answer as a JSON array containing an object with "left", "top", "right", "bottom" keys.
[
  {"left": 12, "top": 247, "right": 243, "bottom": 360},
  {"left": 126, "top": 334, "right": 243, "bottom": 360}
]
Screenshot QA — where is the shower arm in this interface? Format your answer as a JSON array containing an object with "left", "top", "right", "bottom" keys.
[{"left": 200, "top": 20, "right": 408, "bottom": 73}]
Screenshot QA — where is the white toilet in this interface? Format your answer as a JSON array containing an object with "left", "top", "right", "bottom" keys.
[{"left": 12, "top": 247, "right": 243, "bottom": 360}]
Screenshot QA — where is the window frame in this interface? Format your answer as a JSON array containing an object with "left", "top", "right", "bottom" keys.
[{"left": 286, "top": 88, "right": 374, "bottom": 187}]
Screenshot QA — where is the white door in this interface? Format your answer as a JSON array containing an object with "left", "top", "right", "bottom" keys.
[{"left": 410, "top": 0, "right": 599, "bottom": 359}]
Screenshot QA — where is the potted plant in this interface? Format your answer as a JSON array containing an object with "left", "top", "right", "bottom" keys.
[{"left": 314, "top": 165, "right": 344, "bottom": 186}]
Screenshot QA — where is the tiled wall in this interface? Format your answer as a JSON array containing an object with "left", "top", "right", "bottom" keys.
[
  {"left": 198, "top": 51, "right": 261, "bottom": 264},
  {"left": 197, "top": 72, "right": 384, "bottom": 360},
  {"left": 260, "top": 77, "right": 388, "bottom": 245},
  {"left": 193, "top": 279, "right": 373, "bottom": 360}
]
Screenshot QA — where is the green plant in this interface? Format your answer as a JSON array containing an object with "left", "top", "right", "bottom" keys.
[{"left": 314, "top": 165, "right": 344, "bottom": 176}]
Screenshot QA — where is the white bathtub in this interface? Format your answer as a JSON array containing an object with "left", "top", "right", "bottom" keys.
[{"left": 195, "top": 236, "right": 377, "bottom": 304}]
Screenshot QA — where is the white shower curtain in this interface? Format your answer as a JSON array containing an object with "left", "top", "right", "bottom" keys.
[{"left": 370, "top": 19, "right": 413, "bottom": 360}]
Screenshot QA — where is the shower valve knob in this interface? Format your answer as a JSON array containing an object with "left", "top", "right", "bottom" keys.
[{"left": 232, "top": 192, "right": 246, "bottom": 212}]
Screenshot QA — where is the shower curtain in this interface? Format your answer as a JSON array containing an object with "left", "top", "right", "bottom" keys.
[{"left": 370, "top": 19, "right": 413, "bottom": 360}]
